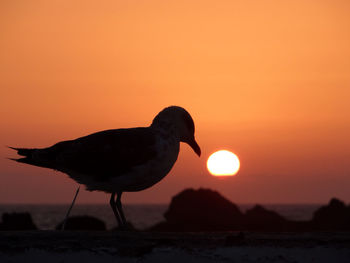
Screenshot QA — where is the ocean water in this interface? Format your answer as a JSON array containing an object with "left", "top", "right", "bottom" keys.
[{"left": 0, "top": 204, "right": 322, "bottom": 230}]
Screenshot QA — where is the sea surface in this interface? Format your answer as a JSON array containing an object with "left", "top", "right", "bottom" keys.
[{"left": 0, "top": 204, "right": 322, "bottom": 230}]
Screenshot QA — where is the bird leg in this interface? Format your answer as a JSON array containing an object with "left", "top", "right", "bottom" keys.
[
  {"left": 110, "top": 192, "right": 122, "bottom": 227},
  {"left": 116, "top": 191, "right": 127, "bottom": 226},
  {"left": 61, "top": 185, "right": 80, "bottom": 230}
]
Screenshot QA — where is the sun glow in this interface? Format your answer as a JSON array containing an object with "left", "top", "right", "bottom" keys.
[{"left": 207, "top": 150, "right": 240, "bottom": 176}]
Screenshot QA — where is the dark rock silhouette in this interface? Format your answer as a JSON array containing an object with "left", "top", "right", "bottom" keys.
[
  {"left": 244, "top": 205, "right": 289, "bottom": 231},
  {"left": 149, "top": 188, "right": 350, "bottom": 232},
  {"left": 0, "top": 212, "right": 37, "bottom": 230},
  {"left": 151, "top": 188, "right": 244, "bottom": 231},
  {"left": 55, "top": 216, "right": 106, "bottom": 231},
  {"left": 312, "top": 198, "right": 350, "bottom": 230}
]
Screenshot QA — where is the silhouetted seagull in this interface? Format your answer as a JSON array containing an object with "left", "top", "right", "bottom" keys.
[{"left": 10, "top": 106, "right": 201, "bottom": 228}]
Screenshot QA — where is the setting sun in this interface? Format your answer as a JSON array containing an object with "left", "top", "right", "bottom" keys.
[{"left": 207, "top": 150, "right": 240, "bottom": 176}]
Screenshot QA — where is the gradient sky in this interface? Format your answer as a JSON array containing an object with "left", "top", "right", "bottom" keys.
[{"left": 1, "top": 0, "right": 350, "bottom": 204}]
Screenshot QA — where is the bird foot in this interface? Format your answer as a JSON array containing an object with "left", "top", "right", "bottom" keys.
[{"left": 113, "top": 222, "right": 135, "bottom": 231}]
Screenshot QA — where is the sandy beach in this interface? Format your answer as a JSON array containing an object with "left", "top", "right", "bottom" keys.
[{"left": 1, "top": 231, "right": 350, "bottom": 262}]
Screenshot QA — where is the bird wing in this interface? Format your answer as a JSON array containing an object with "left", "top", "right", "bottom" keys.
[
  {"left": 15, "top": 128, "right": 158, "bottom": 181},
  {"left": 56, "top": 127, "right": 158, "bottom": 180}
]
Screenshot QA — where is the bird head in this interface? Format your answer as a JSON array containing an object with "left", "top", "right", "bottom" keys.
[{"left": 151, "top": 106, "right": 201, "bottom": 157}]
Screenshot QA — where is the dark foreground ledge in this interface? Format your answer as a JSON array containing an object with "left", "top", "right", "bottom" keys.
[{"left": 1, "top": 231, "right": 350, "bottom": 262}]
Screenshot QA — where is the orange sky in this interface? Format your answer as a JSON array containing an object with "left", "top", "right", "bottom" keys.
[{"left": 1, "top": 0, "right": 350, "bottom": 204}]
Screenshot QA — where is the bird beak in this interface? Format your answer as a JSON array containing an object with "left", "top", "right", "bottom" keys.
[{"left": 189, "top": 138, "right": 201, "bottom": 157}]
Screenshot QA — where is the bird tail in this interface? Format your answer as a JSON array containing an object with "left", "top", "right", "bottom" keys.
[
  {"left": 8, "top": 146, "right": 36, "bottom": 164},
  {"left": 8, "top": 146, "right": 33, "bottom": 157},
  {"left": 8, "top": 146, "right": 54, "bottom": 169}
]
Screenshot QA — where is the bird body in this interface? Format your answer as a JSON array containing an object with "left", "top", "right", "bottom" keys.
[
  {"left": 58, "top": 127, "right": 180, "bottom": 193},
  {"left": 10, "top": 106, "right": 201, "bottom": 227}
]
